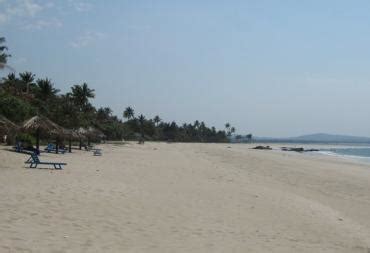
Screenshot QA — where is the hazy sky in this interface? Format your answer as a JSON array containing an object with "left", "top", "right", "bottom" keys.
[{"left": 2, "top": 0, "right": 370, "bottom": 137}]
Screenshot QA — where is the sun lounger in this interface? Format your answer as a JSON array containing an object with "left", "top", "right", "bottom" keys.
[
  {"left": 44, "top": 143, "right": 66, "bottom": 154},
  {"left": 14, "top": 144, "right": 37, "bottom": 154},
  {"left": 84, "top": 145, "right": 94, "bottom": 151},
  {"left": 25, "top": 153, "right": 67, "bottom": 169},
  {"left": 93, "top": 149, "right": 102, "bottom": 156},
  {"left": 14, "top": 143, "right": 23, "bottom": 152}
]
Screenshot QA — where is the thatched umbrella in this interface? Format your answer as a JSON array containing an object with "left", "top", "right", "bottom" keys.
[
  {"left": 98, "top": 132, "right": 106, "bottom": 142},
  {"left": 78, "top": 127, "right": 105, "bottom": 147},
  {"left": 62, "top": 128, "right": 80, "bottom": 153},
  {"left": 76, "top": 127, "right": 88, "bottom": 150},
  {"left": 0, "top": 115, "right": 18, "bottom": 143},
  {"left": 87, "top": 127, "right": 105, "bottom": 144},
  {"left": 88, "top": 127, "right": 102, "bottom": 137},
  {"left": 22, "top": 115, "right": 64, "bottom": 154}
]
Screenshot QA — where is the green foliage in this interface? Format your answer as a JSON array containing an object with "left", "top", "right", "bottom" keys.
[
  {"left": 123, "top": 106, "right": 134, "bottom": 120},
  {"left": 0, "top": 92, "right": 36, "bottom": 123},
  {"left": 70, "top": 82, "right": 95, "bottom": 112},
  {"left": 0, "top": 37, "right": 10, "bottom": 65},
  {"left": 16, "top": 133, "right": 36, "bottom": 148},
  {"left": 0, "top": 75, "right": 230, "bottom": 142},
  {"left": 35, "top": 78, "right": 59, "bottom": 101}
]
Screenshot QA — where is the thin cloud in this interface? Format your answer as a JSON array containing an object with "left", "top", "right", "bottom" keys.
[
  {"left": 68, "top": 0, "right": 92, "bottom": 12},
  {"left": 0, "top": 0, "right": 60, "bottom": 29},
  {"left": 6, "top": 0, "right": 44, "bottom": 17},
  {"left": 24, "top": 18, "right": 62, "bottom": 30},
  {"left": 70, "top": 31, "right": 105, "bottom": 48}
]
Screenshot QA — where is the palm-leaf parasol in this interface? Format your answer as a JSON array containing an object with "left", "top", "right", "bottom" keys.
[
  {"left": 76, "top": 127, "right": 88, "bottom": 149},
  {"left": 62, "top": 128, "right": 81, "bottom": 152},
  {"left": 0, "top": 115, "right": 18, "bottom": 143},
  {"left": 22, "top": 115, "right": 64, "bottom": 154},
  {"left": 77, "top": 127, "right": 104, "bottom": 147},
  {"left": 0, "top": 115, "right": 18, "bottom": 134}
]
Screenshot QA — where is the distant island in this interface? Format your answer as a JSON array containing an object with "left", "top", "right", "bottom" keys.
[{"left": 252, "top": 133, "right": 370, "bottom": 144}]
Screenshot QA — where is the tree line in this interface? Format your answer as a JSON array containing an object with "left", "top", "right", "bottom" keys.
[{"left": 0, "top": 37, "right": 239, "bottom": 143}]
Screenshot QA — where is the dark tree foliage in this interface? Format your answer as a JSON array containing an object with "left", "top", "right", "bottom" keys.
[
  {"left": 0, "top": 92, "right": 36, "bottom": 122},
  {"left": 0, "top": 71, "right": 230, "bottom": 142},
  {"left": 0, "top": 37, "right": 10, "bottom": 66}
]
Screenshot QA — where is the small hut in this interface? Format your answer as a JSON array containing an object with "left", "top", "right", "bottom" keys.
[{"left": 22, "top": 115, "right": 64, "bottom": 154}]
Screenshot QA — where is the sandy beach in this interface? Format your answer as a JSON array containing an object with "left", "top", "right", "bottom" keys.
[{"left": 1, "top": 142, "right": 370, "bottom": 252}]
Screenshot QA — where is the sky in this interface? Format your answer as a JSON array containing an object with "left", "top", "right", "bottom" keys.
[{"left": 1, "top": 0, "right": 370, "bottom": 137}]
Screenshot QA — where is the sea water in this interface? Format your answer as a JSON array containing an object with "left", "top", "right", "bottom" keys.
[{"left": 317, "top": 146, "right": 370, "bottom": 163}]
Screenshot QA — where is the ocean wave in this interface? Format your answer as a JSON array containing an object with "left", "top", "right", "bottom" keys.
[{"left": 314, "top": 149, "right": 370, "bottom": 163}]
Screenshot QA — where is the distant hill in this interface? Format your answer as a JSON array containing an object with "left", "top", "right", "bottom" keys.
[{"left": 253, "top": 133, "right": 370, "bottom": 144}]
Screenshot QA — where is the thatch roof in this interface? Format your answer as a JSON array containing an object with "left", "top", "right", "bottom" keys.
[
  {"left": 77, "top": 127, "right": 88, "bottom": 136},
  {"left": 0, "top": 115, "right": 18, "bottom": 135},
  {"left": 87, "top": 127, "right": 103, "bottom": 137},
  {"left": 63, "top": 128, "right": 80, "bottom": 140},
  {"left": 22, "top": 115, "right": 64, "bottom": 135},
  {"left": 77, "top": 126, "right": 103, "bottom": 139}
]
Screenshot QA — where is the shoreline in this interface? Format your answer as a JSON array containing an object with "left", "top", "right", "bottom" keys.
[{"left": 246, "top": 142, "right": 370, "bottom": 166}]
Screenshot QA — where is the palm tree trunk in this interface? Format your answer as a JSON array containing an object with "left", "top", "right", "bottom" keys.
[
  {"left": 68, "top": 138, "right": 72, "bottom": 153},
  {"left": 36, "top": 128, "right": 40, "bottom": 155}
]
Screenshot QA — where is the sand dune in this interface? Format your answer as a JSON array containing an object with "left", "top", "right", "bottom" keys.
[{"left": 1, "top": 142, "right": 370, "bottom": 252}]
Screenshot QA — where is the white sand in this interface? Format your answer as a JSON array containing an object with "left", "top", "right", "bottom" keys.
[{"left": 1, "top": 142, "right": 370, "bottom": 252}]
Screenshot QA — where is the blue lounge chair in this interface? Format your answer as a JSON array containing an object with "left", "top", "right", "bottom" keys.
[
  {"left": 14, "top": 143, "right": 37, "bottom": 154},
  {"left": 93, "top": 149, "right": 102, "bottom": 156},
  {"left": 45, "top": 143, "right": 66, "bottom": 154},
  {"left": 14, "top": 142, "right": 23, "bottom": 152},
  {"left": 25, "top": 153, "right": 67, "bottom": 169},
  {"left": 44, "top": 143, "right": 54, "bottom": 152}
]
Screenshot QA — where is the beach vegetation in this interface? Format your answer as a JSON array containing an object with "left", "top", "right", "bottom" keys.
[{"left": 0, "top": 37, "right": 237, "bottom": 143}]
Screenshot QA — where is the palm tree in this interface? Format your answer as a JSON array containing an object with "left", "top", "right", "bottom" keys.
[
  {"left": 138, "top": 114, "right": 145, "bottom": 140},
  {"left": 123, "top": 106, "right": 134, "bottom": 120},
  {"left": 0, "top": 37, "right": 11, "bottom": 68},
  {"left": 225, "top": 123, "right": 235, "bottom": 137},
  {"left": 19, "top": 71, "right": 35, "bottom": 94},
  {"left": 153, "top": 115, "right": 161, "bottom": 126},
  {"left": 36, "top": 78, "right": 59, "bottom": 100},
  {"left": 1, "top": 73, "right": 20, "bottom": 95},
  {"left": 97, "top": 107, "right": 112, "bottom": 121},
  {"left": 70, "top": 82, "right": 95, "bottom": 111}
]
